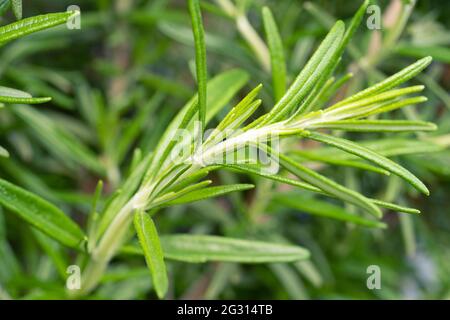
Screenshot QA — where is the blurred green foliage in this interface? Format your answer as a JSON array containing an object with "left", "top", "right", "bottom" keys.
[{"left": 0, "top": 0, "right": 449, "bottom": 300}]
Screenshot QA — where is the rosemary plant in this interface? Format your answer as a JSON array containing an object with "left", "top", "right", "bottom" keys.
[{"left": 0, "top": 0, "right": 444, "bottom": 300}]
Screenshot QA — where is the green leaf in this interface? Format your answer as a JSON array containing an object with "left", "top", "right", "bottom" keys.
[
  {"left": 11, "top": 0, "right": 21, "bottom": 20},
  {"left": 396, "top": 44, "right": 450, "bottom": 64},
  {"left": 291, "top": 151, "right": 390, "bottom": 175},
  {"left": 292, "top": 0, "right": 369, "bottom": 117},
  {"left": 279, "top": 154, "right": 382, "bottom": 217},
  {"left": 208, "top": 84, "right": 262, "bottom": 141},
  {"left": 0, "top": 11, "right": 79, "bottom": 46},
  {"left": 295, "top": 76, "right": 335, "bottom": 114},
  {"left": 222, "top": 163, "right": 414, "bottom": 214},
  {"left": 371, "top": 199, "right": 420, "bottom": 214},
  {"left": 222, "top": 164, "right": 321, "bottom": 193},
  {"left": 304, "top": 131, "right": 430, "bottom": 195},
  {"left": 163, "top": 166, "right": 215, "bottom": 194},
  {"left": 163, "top": 184, "right": 254, "bottom": 206},
  {"left": 314, "top": 73, "right": 353, "bottom": 109},
  {"left": 312, "top": 119, "right": 437, "bottom": 132},
  {"left": 259, "top": 20, "right": 345, "bottom": 125},
  {"left": 274, "top": 194, "right": 386, "bottom": 228},
  {"left": 327, "top": 85, "right": 425, "bottom": 114},
  {"left": 0, "top": 86, "right": 51, "bottom": 104},
  {"left": 262, "top": 7, "right": 286, "bottom": 101},
  {"left": 0, "top": 178, "right": 85, "bottom": 248},
  {"left": 161, "top": 234, "right": 310, "bottom": 263},
  {"left": 332, "top": 57, "right": 432, "bottom": 107},
  {"left": 143, "top": 69, "right": 249, "bottom": 184},
  {"left": 297, "top": 138, "right": 443, "bottom": 161},
  {"left": 188, "top": 0, "right": 207, "bottom": 135},
  {"left": 152, "top": 180, "right": 212, "bottom": 208},
  {"left": 133, "top": 210, "right": 168, "bottom": 299},
  {"left": 339, "top": 0, "right": 368, "bottom": 50}
]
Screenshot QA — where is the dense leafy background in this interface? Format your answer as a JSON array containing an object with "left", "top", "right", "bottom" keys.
[{"left": 0, "top": 0, "right": 449, "bottom": 299}]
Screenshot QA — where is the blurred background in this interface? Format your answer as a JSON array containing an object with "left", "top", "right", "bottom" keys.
[{"left": 0, "top": 0, "right": 449, "bottom": 299}]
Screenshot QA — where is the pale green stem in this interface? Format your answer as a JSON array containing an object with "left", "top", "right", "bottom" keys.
[
  {"left": 75, "top": 189, "right": 149, "bottom": 297},
  {"left": 236, "top": 14, "right": 271, "bottom": 72},
  {"left": 215, "top": 0, "right": 270, "bottom": 72}
]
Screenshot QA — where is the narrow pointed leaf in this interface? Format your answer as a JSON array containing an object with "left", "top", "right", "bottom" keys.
[
  {"left": 152, "top": 180, "right": 212, "bottom": 208},
  {"left": 188, "top": 0, "right": 207, "bottom": 134},
  {"left": 0, "top": 86, "right": 51, "bottom": 104},
  {"left": 371, "top": 199, "right": 420, "bottom": 214},
  {"left": 292, "top": 151, "right": 390, "bottom": 175},
  {"left": 333, "top": 57, "right": 432, "bottom": 107},
  {"left": 312, "top": 120, "right": 437, "bottom": 132},
  {"left": 279, "top": 154, "right": 382, "bottom": 217},
  {"left": 297, "top": 138, "right": 443, "bottom": 161},
  {"left": 163, "top": 184, "right": 254, "bottom": 206},
  {"left": 339, "top": 0, "right": 369, "bottom": 52},
  {"left": 144, "top": 69, "right": 248, "bottom": 184},
  {"left": 0, "top": 178, "right": 85, "bottom": 248},
  {"left": 222, "top": 164, "right": 321, "bottom": 193},
  {"left": 262, "top": 7, "right": 286, "bottom": 101},
  {"left": 328, "top": 85, "right": 425, "bottom": 114},
  {"left": 304, "top": 131, "right": 429, "bottom": 195},
  {"left": 133, "top": 210, "right": 168, "bottom": 299},
  {"left": 161, "top": 235, "right": 310, "bottom": 263},
  {"left": 258, "top": 20, "right": 345, "bottom": 125},
  {"left": 275, "top": 194, "right": 386, "bottom": 228},
  {"left": 0, "top": 11, "right": 79, "bottom": 45}
]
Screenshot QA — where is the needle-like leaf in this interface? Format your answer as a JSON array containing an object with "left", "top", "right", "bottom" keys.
[
  {"left": 133, "top": 210, "right": 168, "bottom": 299},
  {"left": 259, "top": 20, "right": 345, "bottom": 125},
  {"left": 275, "top": 194, "right": 386, "bottom": 228},
  {"left": 262, "top": 7, "right": 286, "bottom": 101},
  {"left": 330, "top": 56, "right": 432, "bottom": 108},
  {"left": 163, "top": 184, "right": 254, "bottom": 206},
  {"left": 188, "top": 0, "right": 207, "bottom": 136},
  {"left": 0, "top": 11, "right": 79, "bottom": 46},
  {"left": 304, "top": 131, "right": 429, "bottom": 195},
  {"left": 120, "top": 235, "right": 310, "bottom": 263},
  {"left": 143, "top": 69, "right": 248, "bottom": 184},
  {"left": 312, "top": 119, "right": 437, "bottom": 132},
  {"left": 279, "top": 154, "right": 382, "bottom": 217},
  {"left": 0, "top": 178, "right": 85, "bottom": 248},
  {"left": 0, "top": 86, "right": 51, "bottom": 104}
]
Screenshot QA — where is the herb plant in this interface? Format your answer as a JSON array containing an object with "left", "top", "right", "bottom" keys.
[{"left": 0, "top": 0, "right": 448, "bottom": 300}]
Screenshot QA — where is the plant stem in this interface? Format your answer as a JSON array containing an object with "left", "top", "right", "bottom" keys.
[
  {"left": 76, "top": 191, "right": 146, "bottom": 297},
  {"left": 215, "top": 0, "right": 270, "bottom": 71},
  {"left": 236, "top": 14, "right": 271, "bottom": 72}
]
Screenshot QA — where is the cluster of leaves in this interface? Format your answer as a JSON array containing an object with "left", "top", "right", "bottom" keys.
[{"left": 0, "top": 0, "right": 449, "bottom": 300}]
